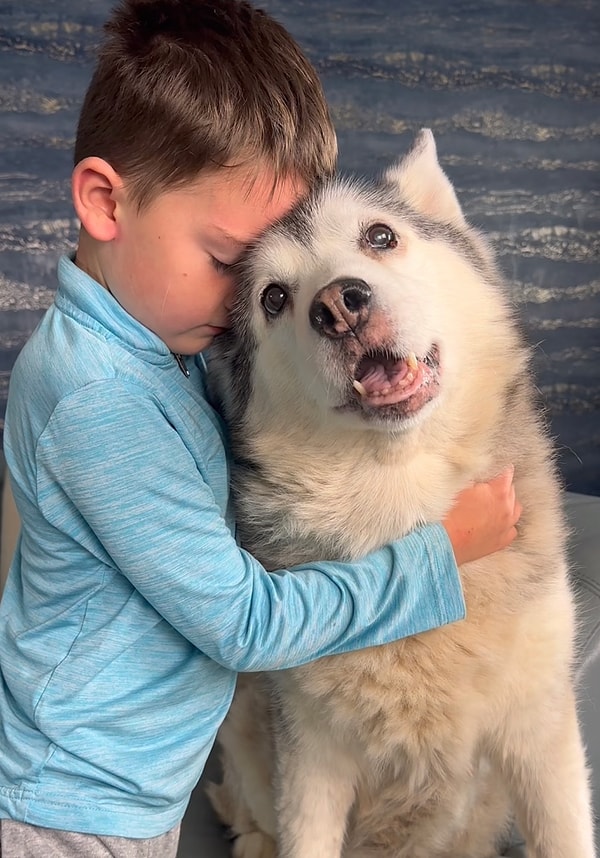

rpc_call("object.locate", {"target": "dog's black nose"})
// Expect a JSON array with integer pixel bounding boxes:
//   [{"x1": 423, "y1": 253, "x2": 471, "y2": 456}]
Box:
[{"x1": 309, "y1": 278, "x2": 371, "y2": 338}]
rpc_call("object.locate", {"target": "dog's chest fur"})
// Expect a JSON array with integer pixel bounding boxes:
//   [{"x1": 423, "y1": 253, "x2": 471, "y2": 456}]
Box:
[
  {"x1": 234, "y1": 424, "x2": 555, "y2": 740},
  {"x1": 234, "y1": 420, "x2": 473, "y2": 566},
  {"x1": 228, "y1": 383, "x2": 572, "y2": 786}
]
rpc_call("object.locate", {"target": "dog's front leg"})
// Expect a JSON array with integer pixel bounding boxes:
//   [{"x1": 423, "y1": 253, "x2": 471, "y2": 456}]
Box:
[
  {"x1": 274, "y1": 720, "x2": 358, "y2": 858},
  {"x1": 496, "y1": 691, "x2": 595, "y2": 858}
]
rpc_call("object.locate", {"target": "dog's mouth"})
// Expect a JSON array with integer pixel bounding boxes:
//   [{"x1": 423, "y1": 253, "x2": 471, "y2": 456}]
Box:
[{"x1": 349, "y1": 345, "x2": 441, "y2": 414}]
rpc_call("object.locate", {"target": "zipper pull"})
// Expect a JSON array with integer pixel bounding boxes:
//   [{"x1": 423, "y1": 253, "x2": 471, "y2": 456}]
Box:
[{"x1": 173, "y1": 353, "x2": 190, "y2": 377}]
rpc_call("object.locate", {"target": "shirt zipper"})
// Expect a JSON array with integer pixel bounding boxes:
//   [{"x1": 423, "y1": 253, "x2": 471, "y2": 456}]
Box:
[{"x1": 173, "y1": 353, "x2": 190, "y2": 377}]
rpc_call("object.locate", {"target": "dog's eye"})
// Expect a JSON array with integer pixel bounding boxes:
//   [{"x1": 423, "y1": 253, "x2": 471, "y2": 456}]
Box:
[
  {"x1": 365, "y1": 223, "x2": 397, "y2": 250},
  {"x1": 261, "y1": 284, "x2": 288, "y2": 317}
]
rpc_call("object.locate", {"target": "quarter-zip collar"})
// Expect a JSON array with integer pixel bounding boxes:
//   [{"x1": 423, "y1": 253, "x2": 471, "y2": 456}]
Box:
[
  {"x1": 55, "y1": 256, "x2": 192, "y2": 375},
  {"x1": 173, "y1": 352, "x2": 191, "y2": 377}
]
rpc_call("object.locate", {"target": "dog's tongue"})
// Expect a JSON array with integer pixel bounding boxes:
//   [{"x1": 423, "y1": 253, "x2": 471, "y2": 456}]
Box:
[
  {"x1": 360, "y1": 358, "x2": 408, "y2": 392},
  {"x1": 354, "y1": 352, "x2": 422, "y2": 403}
]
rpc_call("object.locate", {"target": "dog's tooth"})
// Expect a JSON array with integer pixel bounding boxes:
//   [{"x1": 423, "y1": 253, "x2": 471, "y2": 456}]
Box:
[
  {"x1": 353, "y1": 379, "x2": 367, "y2": 397},
  {"x1": 407, "y1": 351, "x2": 418, "y2": 371}
]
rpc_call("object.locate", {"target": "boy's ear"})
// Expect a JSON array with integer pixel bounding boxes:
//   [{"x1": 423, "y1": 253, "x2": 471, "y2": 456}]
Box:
[{"x1": 71, "y1": 157, "x2": 126, "y2": 241}]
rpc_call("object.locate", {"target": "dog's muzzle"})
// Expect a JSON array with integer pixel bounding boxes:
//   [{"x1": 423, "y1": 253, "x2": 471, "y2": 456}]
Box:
[{"x1": 309, "y1": 278, "x2": 371, "y2": 338}]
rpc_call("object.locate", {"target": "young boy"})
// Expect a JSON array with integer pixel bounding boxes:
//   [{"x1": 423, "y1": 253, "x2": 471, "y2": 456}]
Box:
[{"x1": 0, "y1": 1, "x2": 521, "y2": 856}]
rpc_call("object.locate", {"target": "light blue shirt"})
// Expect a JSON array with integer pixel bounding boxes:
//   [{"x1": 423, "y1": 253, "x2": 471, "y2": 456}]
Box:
[{"x1": 0, "y1": 256, "x2": 465, "y2": 838}]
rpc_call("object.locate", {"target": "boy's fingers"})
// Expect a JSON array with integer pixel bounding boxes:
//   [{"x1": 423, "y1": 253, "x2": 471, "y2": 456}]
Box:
[
  {"x1": 490, "y1": 464, "x2": 515, "y2": 491},
  {"x1": 513, "y1": 500, "x2": 523, "y2": 524},
  {"x1": 499, "y1": 464, "x2": 515, "y2": 482}
]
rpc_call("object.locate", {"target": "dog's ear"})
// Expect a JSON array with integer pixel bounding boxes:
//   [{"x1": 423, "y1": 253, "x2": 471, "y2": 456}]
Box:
[{"x1": 383, "y1": 129, "x2": 465, "y2": 226}]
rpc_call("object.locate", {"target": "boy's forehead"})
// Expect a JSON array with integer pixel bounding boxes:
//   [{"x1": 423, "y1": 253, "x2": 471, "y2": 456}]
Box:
[
  {"x1": 214, "y1": 163, "x2": 307, "y2": 204},
  {"x1": 191, "y1": 165, "x2": 308, "y2": 241}
]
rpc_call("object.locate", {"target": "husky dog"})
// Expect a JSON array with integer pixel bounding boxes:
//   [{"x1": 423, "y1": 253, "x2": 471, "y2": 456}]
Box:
[{"x1": 207, "y1": 130, "x2": 594, "y2": 858}]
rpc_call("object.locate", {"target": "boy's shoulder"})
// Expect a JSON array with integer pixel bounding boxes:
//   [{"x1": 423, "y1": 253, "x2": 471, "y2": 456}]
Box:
[{"x1": 8, "y1": 276, "x2": 209, "y2": 425}]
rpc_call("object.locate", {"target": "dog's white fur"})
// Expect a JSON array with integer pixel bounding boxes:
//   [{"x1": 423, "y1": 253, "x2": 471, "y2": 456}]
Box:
[{"x1": 207, "y1": 131, "x2": 594, "y2": 858}]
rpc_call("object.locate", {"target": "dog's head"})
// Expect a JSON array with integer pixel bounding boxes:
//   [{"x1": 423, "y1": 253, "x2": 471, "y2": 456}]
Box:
[{"x1": 212, "y1": 130, "x2": 516, "y2": 436}]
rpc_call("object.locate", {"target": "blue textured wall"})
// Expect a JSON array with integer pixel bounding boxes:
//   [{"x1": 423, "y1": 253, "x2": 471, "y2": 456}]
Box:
[{"x1": 0, "y1": 0, "x2": 598, "y2": 493}]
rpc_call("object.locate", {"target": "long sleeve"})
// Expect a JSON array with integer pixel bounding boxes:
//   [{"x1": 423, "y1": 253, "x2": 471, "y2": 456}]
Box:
[{"x1": 29, "y1": 380, "x2": 464, "y2": 672}]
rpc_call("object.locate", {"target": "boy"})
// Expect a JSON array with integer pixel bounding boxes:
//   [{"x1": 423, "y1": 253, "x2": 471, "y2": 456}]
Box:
[{"x1": 0, "y1": 1, "x2": 521, "y2": 856}]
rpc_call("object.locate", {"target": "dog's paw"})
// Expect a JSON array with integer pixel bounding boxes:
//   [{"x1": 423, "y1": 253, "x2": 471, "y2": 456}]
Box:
[{"x1": 232, "y1": 831, "x2": 277, "y2": 858}]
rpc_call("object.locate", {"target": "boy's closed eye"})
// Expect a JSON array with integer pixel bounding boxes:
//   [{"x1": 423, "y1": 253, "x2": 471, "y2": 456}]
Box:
[
  {"x1": 210, "y1": 256, "x2": 235, "y2": 274},
  {"x1": 207, "y1": 227, "x2": 250, "y2": 275}
]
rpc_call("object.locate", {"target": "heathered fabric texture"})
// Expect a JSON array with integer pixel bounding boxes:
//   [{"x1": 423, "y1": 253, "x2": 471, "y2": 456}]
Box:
[{"x1": 0, "y1": 819, "x2": 180, "y2": 857}]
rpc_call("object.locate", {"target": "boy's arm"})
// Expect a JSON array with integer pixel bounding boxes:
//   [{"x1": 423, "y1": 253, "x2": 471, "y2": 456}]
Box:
[{"x1": 29, "y1": 382, "x2": 464, "y2": 672}]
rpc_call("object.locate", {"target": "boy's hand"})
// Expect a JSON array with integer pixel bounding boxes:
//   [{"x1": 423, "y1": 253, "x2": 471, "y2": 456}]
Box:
[{"x1": 443, "y1": 466, "x2": 522, "y2": 566}]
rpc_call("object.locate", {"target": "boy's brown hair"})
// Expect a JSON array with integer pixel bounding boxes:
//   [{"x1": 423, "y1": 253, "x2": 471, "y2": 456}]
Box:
[{"x1": 74, "y1": 0, "x2": 337, "y2": 207}]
